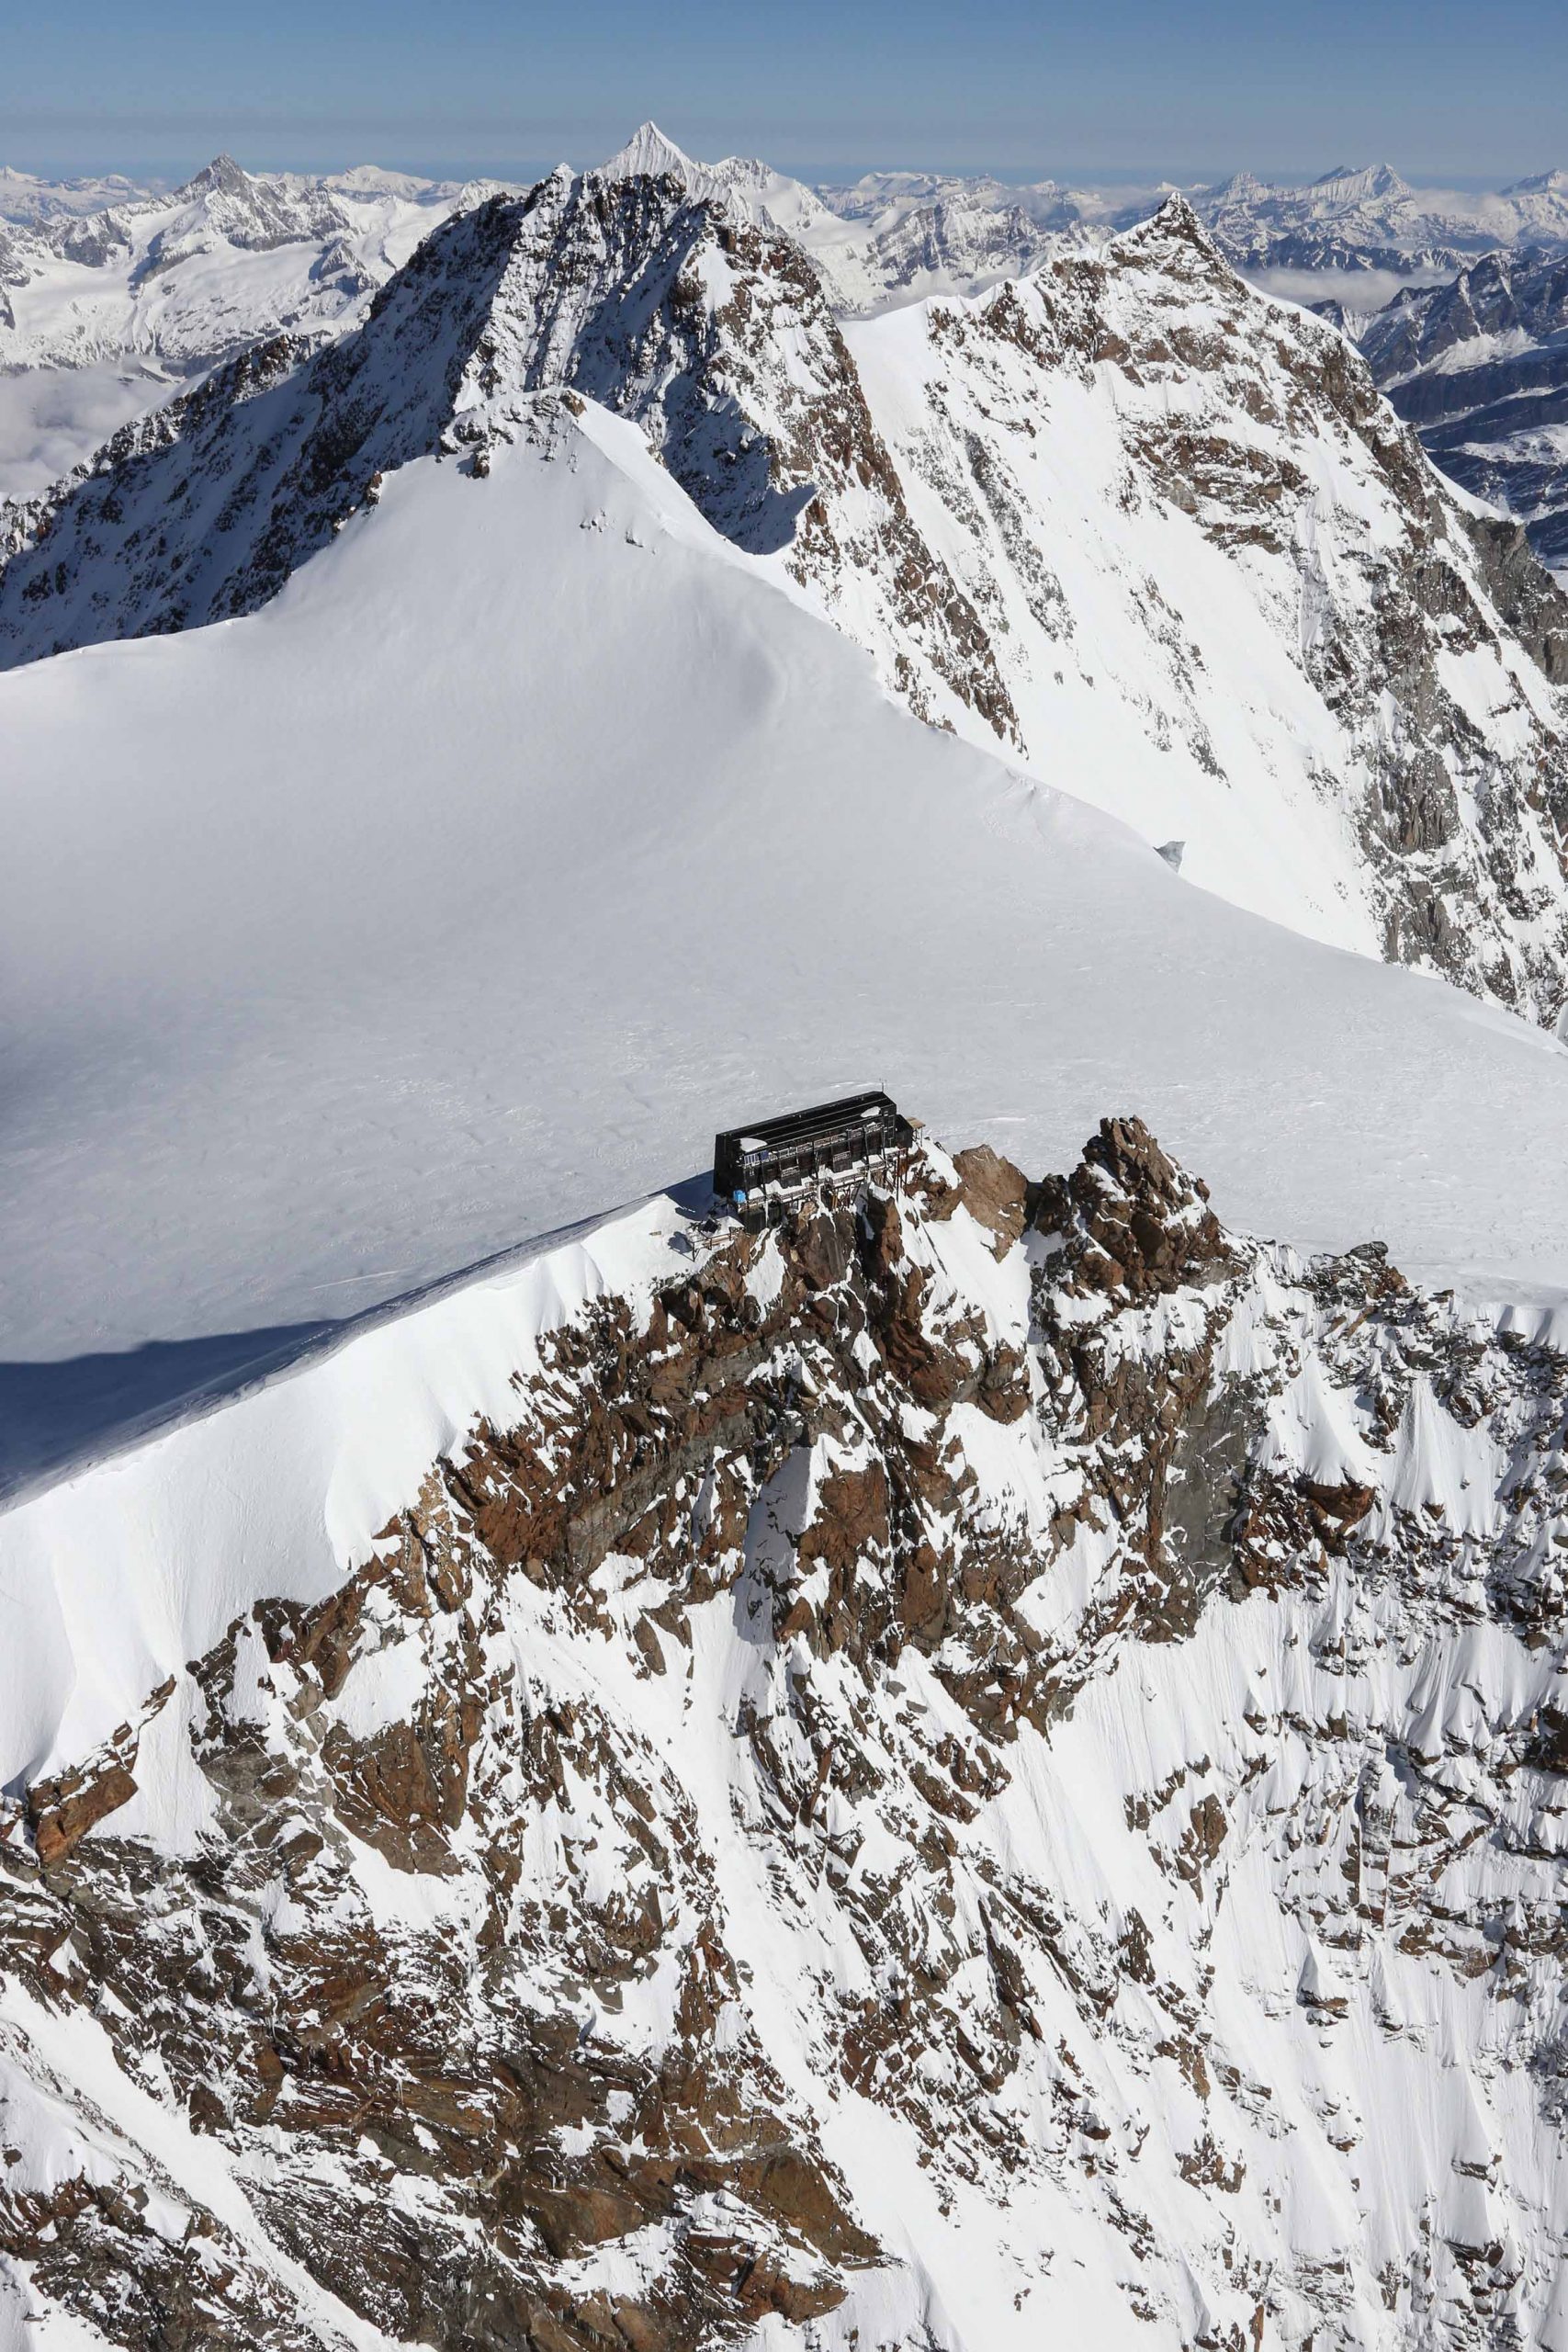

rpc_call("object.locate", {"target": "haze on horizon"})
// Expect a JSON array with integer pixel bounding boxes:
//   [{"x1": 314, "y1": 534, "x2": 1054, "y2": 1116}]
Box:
[{"x1": 2, "y1": 0, "x2": 1563, "y2": 187}]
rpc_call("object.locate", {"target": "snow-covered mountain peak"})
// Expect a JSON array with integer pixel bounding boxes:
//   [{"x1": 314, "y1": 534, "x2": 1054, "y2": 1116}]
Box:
[
  {"x1": 1207, "y1": 168, "x2": 1271, "y2": 201},
  {"x1": 174, "y1": 151, "x2": 253, "y2": 201},
  {"x1": 142, "y1": 153, "x2": 352, "y2": 255},
  {"x1": 320, "y1": 162, "x2": 445, "y2": 200},
  {"x1": 1109, "y1": 185, "x2": 1237, "y2": 276},
  {"x1": 598, "y1": 117, "x2": 707, "y2": 186},
  {"x1": 5, "y1": 142, "x2": 1568, "y2": 1023},
  {"x1": 843, "y1": 207, "x2": 1568, "y2": 1015},
  {"x1": 1309, "y1": 160, "x2": 1413, "y2": 203},
  {"x1": 592, "y1": 121, "x2": 840, "y2": 246},
  {"x1": 1504, "y1": 164, "x2": 1568, "y2": 197},
  {"x1": 0, "y1": 158, "x2": 1021, "y2": 738}
]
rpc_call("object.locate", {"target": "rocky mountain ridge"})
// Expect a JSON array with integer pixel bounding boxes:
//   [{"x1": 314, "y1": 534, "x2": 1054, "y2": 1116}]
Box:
[
  {"x1": 9, "y1": 130, "x2": 1568, "y2": 539},
  {"x1": 0, "y1": 161, "x2": 1018, "y2": 744},
  {"x1": 5, "y1": 159, "x2": 1567, "y2": 1022},
  {"x1": 4, "y1": 1120, "x2": 1568, "y2": 2349}
]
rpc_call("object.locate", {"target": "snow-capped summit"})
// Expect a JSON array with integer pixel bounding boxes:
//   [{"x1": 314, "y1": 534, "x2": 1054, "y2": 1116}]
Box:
[
  {"x1": 1204, "y1": 168, "x2": 1270, "y2": 201},
  {"x1": 175, "y1": 151, "x2": 254, "y2": 201},
  {"x1": 325, "y1": 162, "x2": 437, "y2": 198},
  {"x1": 1499, "y1": 165, "x2": 1568, "y2": 197},
  {"x1": 0, "y1": 161, "x2": 1014, "y2": 746},
  {"x1": 1306, "y1": 160, "x2": 1413, "y2": 204},
  {"x1": 4, "y1": 160, "x2": 1567, "y2": 1026},
  {"x1": 597, "y1": 120, "x2": 848, "y2": 254},
  {"x1": 598, "y1": 117, "x2": 709, "y2": 187},
  {"x1": 839, "y1": 188, "x2": 1568, "y2": 1018},
  {"x1": 137, "y1": 152, "x2": 353, "y2": 260}
]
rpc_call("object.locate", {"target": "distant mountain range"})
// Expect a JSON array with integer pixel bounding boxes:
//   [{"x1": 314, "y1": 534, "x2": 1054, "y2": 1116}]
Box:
[
  {"x1": 0, "y1": 151, "x2": 508, "y2": 376},
  {"x1": 7, "y1": 137, "x2": 1568, "y2": 362},
  {"x1": 1322, "y1": 252, "x2": 1568, "y2": 571},
  {"x1": 6, "y1": 132, "x2": 1568, "y2": 564}
]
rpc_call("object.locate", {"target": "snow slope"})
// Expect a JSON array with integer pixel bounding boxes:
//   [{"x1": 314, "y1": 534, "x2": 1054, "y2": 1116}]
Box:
[{"x1": 3, "y1": 401, "x2": 1568, "y2": 1497}]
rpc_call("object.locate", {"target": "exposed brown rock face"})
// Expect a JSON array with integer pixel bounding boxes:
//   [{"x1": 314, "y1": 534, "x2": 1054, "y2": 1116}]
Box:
[
  {"x1": 26, "y1": 1763, "x2": 138, "y2": 1868},
  {"x1": 930, "y1": 1142, "x2": 1030, "y2": 1257},
  {"x1": 4, "y1": 1128, "x2": 1568, "y2": 2348},
  {"x1": 1030, "y1": 1114, "x2": 1229, "y2": 1300}
]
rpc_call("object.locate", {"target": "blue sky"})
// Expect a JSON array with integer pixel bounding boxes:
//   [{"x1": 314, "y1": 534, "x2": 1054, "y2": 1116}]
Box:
[{"x1": 3, "y1": 0, "x2": 1563, "y2": 185}]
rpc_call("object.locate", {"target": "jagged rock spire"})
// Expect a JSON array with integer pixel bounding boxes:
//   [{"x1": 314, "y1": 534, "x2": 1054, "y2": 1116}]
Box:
[{"x1": 175, "y1": 152, "x2": 254, "y2": 200}]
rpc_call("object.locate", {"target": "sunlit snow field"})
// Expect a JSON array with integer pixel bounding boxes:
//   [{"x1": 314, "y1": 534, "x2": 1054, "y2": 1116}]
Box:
[{"x1": 4, "y1": 405, "x2": 1567, "y2": 1493}]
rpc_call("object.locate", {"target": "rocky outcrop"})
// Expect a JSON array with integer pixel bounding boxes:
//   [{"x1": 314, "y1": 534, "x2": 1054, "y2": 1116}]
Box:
[
  {"x1": 5, "y1": 1125, "x2": 1568, "y2": 2347},
  {"x1": 1458, "y1": 508, "x2": 1568, "y2": 683}
]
